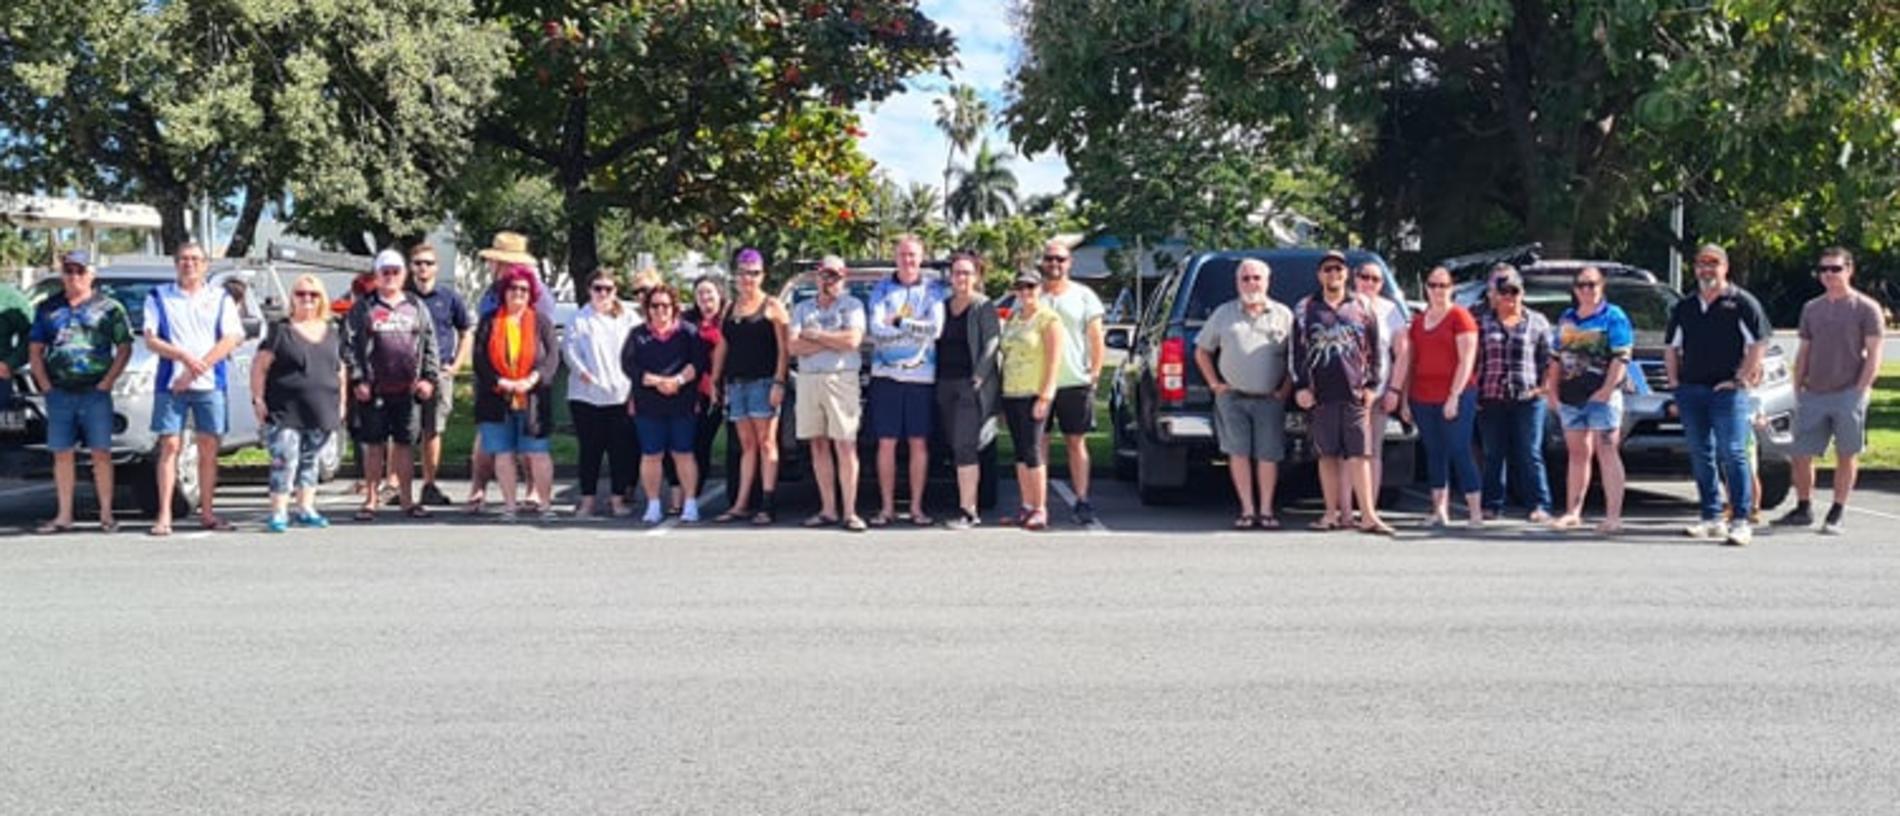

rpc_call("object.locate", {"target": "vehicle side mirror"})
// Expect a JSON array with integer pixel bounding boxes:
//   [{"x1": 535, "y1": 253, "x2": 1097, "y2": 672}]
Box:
[{"x1": 1105, "y1": 327, "x2": 1131, "y2": 350}]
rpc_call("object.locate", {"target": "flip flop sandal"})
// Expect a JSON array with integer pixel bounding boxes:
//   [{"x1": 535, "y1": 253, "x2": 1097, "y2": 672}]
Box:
[
  {"x1": 199, "y1": 515, "x2": 237, "y2": 532},
  {"x1": 1308, "y1": 516, "x2": 1340, "y2": 532},
  {"x1": 404, "y1": 505, "x2": 433, "y2": 520},
  {"x1": 842, "y1": 516, "x2": 868, "y2": 533},
  {"x1": 910, "y1": 512, "x2": 933, "y2": 527},
  {"x1": 147, "y1": 523, "x2": 172, "y2": 537},
  {"x1": 751, "y1": 510, "x2": 776, "y2": 526},
  {"x1": 464, "y1": 498, "x2": 486, "y2": 516},
  {"x1": 1233, "y1": 514, "x2": 1256, "y2": 530},
  {"x1": 868, "y1": 513, "x2": 895, "y2": 528},
  {"x1": 354, "y1": 508, "x2": 377, "y2": 522},
  {"x1": 1359, "y1": 521, "x2": 1397, "y2": 537},
  {"x1": 1255, "y1": 515, "x2": 1282, "y2": 530},
  {"x1": 99, "y1": 519, "x2": 120, "y2": 534},
  {"x1": 802, "y1": 514, "x2": 839, "y2": 528},
  {"x1": 35, "y1": 520, "x2": 72, "y2": 534},
  {"x1": 714, "y1": 509, "x2": 750, "y2": 523}
]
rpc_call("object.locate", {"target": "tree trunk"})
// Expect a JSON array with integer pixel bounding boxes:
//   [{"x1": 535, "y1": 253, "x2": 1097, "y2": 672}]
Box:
[
  {"x1": 223, "y1": 184, "x2": 269, "y2": 258},
  {"x1": 156, "y1": 196, "x2": 192, "y2": 255},
  {"x1": 563, "y1": 182, "x2": 598, "y2": 289}
]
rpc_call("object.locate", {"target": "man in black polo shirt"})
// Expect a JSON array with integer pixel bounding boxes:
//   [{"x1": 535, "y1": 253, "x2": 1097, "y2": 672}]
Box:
[{"x1": 1664, "y1": 244, "x2": 1773, "y2": 546}]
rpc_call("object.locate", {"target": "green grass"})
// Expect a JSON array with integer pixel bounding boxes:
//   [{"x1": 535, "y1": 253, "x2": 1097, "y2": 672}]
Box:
[{"x1": 1818, "y1": 361, "x2": 1900, "y2": 472}]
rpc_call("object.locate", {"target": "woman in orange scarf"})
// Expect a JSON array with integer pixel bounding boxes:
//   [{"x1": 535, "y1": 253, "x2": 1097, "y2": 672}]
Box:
[{"x1": 472, "y1": 265, "x2": 560, "y2": 520}]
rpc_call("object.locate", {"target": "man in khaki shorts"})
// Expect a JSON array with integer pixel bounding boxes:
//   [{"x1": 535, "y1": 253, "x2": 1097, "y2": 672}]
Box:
[
  {"x1": 788, "y1": 256, "x2": 868, "y2": 531},
  {"x1": 1776, "y1": 246, "x2": 1885, "y2": 534}
]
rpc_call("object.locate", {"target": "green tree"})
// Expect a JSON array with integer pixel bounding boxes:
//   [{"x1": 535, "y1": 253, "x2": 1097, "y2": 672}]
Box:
[
  {"x1": 896, "y1": 183, "x2": 942, "y2": 231},
  {"x1": 947, "y1": 139, "x2": 1018, "y2": 226},
  {"x1": 470, "y1": 0, "x2": 954, "y2": 285},
  {"x1": 1007, "y1": 0, "x2": 1900, "y2": 262},
  {"x1": 933, "y1": 83, "x2": 988, "y2": 227},
  {"x1": 0, "y1": 0, "x2": 507, "y2": 254}
]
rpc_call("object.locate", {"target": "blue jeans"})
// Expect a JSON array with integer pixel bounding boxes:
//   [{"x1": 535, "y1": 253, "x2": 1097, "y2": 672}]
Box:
[
  {"x1": 1412, "y1": 390, "x2": 1480, "y2": 494},
  {"x1": 46, "y1": 388, "x2": 115, "y2": 452},
  {"x1": 266, "y1": 425, "x2": 331, "y2": 495},
  {"x1": 1478, "y1": 398, "x2": 1552, "y2": 514},
  {"x1": 151, "y1": 389, "x2": 228, "y2": 436},
  {"x1": 1676, "y1": 384, "x2": 1753, "y2": 521}
]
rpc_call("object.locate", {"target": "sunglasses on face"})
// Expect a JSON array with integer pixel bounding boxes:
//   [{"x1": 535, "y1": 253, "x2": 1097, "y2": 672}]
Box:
[
  {"x1": 591, "y1": 284, "x2": 617, "y2": 293},
  {"x1": 1042, "y1": 255, "x2": 1070, "y2": 263},
  {"x1": 737, "y1": 267, "x2": 764, "y2": 277},
  {"x1": 1238, "y1": 275, "x2": 1264, "y2": 282},
  {"x1": 1815, "y1": 264, "x2": 1847, "y2": 274},
  {"x1": 1319, "y1": 264, "x2": 1346, "y2": 274},
  {"x1": 1574, "y1": 280, "x2": 1601, "y2": 290},
  {"x1": 648, "y1": 301, "x2": 676, "y2": 311},
  {"x1": 1425, "y1": 281, "x2": 1452, "y2": 290},
  {"x1": 60, "y1": 266, "x2": 90, "y2": 276},
  {"x1": 293, "y1": 291, "x2": 324, "y2": 300},
  {"x1": 1355, "y1": 273, "x2": 1382, "y2": 282},
  {"x1": 1495, "y1": 287, "x2": 1522, "y2": 296},
  {"x1": 411, "y1": 259, "x2": 437, "y2": 268}
]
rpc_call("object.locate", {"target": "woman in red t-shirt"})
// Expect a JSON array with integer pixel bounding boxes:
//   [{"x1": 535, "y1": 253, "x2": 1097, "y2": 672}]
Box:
[{"x1": 1388, "y1": 265, "x2": 1483, "y2": 526}]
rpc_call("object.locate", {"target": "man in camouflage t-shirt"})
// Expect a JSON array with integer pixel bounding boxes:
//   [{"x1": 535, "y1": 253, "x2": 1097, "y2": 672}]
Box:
[{"x1": 28, "y1": 251, "x2": 133, "y2": 533}]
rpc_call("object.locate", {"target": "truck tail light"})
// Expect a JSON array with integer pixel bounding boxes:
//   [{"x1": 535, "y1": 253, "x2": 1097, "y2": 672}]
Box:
[{"x1": 1159, "y1": 337, "x2": 1187, "y2": 404}]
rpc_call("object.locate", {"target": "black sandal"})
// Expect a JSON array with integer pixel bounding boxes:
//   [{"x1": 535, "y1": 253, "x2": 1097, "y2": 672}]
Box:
[
  {"x1": 1255, "y1": 515, "x2": 1282, "y2": 530},
  {"x1": 1233, "y1": 514, "x2": 1255, "y2": 530}
]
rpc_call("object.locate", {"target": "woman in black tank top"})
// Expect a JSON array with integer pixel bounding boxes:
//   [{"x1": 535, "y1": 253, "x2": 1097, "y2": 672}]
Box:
[{"x1": 710, "y1": 250, "x2": 790, "y2": 524}]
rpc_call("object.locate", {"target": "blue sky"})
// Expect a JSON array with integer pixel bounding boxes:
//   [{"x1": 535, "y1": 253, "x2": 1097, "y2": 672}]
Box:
[{"x1": 852, "y1": 0, "x2": 1070, "y2": 200}]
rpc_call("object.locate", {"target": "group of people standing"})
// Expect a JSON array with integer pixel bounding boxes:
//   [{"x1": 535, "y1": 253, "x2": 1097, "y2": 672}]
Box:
[
  {"x1": 1193, "y1": 244, "x2": 1881, "y2": 543},
  {"x1": 13, "y1": 232, "x2": 1880, "y2": 541}
]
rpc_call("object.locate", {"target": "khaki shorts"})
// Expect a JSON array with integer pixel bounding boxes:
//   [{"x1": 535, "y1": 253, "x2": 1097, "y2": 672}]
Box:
[{"x1": 796, "y1": 370, "x2": 862, "y2": 441}]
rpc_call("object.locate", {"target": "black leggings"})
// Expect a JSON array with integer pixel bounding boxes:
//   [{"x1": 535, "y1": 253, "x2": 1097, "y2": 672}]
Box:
[
  {"x1": 570, "y1": 401, "x2": 635, "y2": 497},
  {"x1": 1002, "y1": 397, "x2": 1046, "y2": 467}
]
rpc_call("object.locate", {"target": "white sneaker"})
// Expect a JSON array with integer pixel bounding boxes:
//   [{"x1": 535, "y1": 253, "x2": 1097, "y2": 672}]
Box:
[
  {"x1": 641, "y1": 503, "x2": 664, "y2": 524},
  {"x1": 1820, "y1": 519, "x2": 1845, "y2": 536},
  {"x1": 681, "y1": 503, "x2": 700, "y2": 523},
  {"x1": 1684, "y1": 520, "x2": 1729, "y2": 540},
  {"x1": 1724, "y1": 522, "x2": 1753, "y2": 546}
]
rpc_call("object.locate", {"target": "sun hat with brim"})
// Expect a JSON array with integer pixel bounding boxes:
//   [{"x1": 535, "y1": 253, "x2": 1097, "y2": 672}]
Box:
[{"x1": 477, "y1": 231, "x2": 537, "y2": 265}]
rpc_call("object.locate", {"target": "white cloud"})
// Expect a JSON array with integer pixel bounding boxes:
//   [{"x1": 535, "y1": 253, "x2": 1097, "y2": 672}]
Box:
[{"x1": 852, "y1": 0, "x2": 1069, "y2": 200}]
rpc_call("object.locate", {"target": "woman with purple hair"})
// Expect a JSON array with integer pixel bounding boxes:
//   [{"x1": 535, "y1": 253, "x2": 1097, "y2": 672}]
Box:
[{"x1": 472, "y1": 265, "x2": 560, "y2": 520}]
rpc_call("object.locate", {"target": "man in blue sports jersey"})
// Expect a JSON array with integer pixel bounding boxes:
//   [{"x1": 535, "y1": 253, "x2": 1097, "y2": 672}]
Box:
[{"x1": 142, "y1": 242, "x2": 244, "y2": 536}]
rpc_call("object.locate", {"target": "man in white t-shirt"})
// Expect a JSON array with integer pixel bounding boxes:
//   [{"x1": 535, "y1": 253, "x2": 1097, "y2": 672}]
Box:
[
  {"x1": 142, "y1": 241, "x2": 244, "y2": 535},
  {"x1": 1036, "y1": 240, "x2": 1105, "y2": 525}
]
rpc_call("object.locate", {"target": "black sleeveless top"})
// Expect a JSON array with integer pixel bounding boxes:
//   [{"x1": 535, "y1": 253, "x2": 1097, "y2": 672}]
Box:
[{"x1": 721, "y1": 299, "x2": 780, "y2": 381}]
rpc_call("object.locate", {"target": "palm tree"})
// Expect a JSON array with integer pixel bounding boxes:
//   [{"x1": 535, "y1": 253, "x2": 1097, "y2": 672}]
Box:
[
  {"x1": 933, "y1": 84, "x2": 988, "y2": 228},
  {"x1": 948, "y1": 139, "x2": 1019, "y2": 226},
  {"x1": 897, "y1": 183, "x2": 941, "y2": 230}
]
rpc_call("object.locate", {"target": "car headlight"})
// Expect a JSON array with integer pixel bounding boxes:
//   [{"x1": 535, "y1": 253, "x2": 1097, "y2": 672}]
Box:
[{"x1": 113, "y1": 370, "x2": 155, "y2": 398}]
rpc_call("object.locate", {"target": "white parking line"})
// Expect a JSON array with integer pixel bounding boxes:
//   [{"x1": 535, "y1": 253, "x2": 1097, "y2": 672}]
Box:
[
  {"x1": 1846, "y1": 504, "x2": 1900, "y2": 522},
  {"x1": 1049, "y1": 479, "x2": 1110, "y2": 534}
]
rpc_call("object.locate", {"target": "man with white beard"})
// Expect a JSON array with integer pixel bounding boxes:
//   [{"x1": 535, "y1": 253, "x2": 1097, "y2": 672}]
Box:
[{"x1": 1193, "y1": 258, "x2": 1295, "y2": 528}]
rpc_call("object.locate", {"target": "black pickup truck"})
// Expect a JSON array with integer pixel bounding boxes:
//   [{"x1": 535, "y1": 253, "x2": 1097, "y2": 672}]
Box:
[{"x1": 1105, "y1": 248, "x2": 1418, "y2": 504}]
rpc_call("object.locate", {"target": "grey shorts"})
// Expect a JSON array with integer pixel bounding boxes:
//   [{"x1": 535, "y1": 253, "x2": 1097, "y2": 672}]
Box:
[
  {"x1": 1308, "y1": 399, "x2": 1369, "y2": 459},
  {"x1": 1214, "y1": 391, "x2": 1286, "y2": 461},
  {"x1": 420, "y1": 371, "x2": 454, "y2": 438},
  {"x1": 1792, "y1": 389, "x2": 1870, "y2": 457}
]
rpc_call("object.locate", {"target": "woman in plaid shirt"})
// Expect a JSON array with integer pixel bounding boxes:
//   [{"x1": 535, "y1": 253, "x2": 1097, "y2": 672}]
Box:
[{"x1": 1474, "y1": 264, "x2": 1556, "y2": 522}]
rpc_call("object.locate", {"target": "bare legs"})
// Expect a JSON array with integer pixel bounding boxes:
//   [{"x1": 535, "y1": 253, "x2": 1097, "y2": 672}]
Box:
[
  {"x1": 1227, "y1": 457, "x2": 1279, "y2": 519},
  {"x1": 875, "y1": 437, "x2": 928, "y2": 520},
  {"x1": 1557, "y1": 429, "x2": 1624, "y2": 532}
]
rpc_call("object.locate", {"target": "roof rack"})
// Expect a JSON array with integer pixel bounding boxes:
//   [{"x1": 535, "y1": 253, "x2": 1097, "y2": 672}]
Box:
[{"x1": 265, "y1": 242, "x2": 375, "y2": 274}]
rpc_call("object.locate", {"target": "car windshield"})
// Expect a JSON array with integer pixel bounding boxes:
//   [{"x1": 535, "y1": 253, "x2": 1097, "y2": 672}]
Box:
[
  {"x1": 30, "y1": 277, "x2": 169, "y2": 332},
  {"x1": 1465, "y1": 278, "x2": 1677, "y2": 346}
]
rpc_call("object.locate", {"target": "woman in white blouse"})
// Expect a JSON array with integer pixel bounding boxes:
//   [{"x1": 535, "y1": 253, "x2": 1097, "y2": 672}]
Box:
[{"x1": 563, "y1": 268, "x2": 640, "y2": 517}]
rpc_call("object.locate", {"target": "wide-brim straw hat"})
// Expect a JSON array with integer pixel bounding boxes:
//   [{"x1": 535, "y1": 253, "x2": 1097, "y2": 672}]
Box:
[{"x1": 477, "y1": 231, "x2": 537, "y2": 265}]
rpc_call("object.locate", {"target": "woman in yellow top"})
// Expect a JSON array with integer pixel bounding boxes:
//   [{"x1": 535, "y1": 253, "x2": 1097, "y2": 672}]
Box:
[{"x1": 998, "y1": 268, "x2": 1065, "y2": 530}]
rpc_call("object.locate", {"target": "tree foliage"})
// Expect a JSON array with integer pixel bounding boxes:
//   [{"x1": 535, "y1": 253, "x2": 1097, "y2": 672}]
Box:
[
  {"x1": 1008, "y1": 0, "x2": 1900, "y2": 267},
  {"x1": 947, "y1": 139, "x2": 1019, "y2": 226},
  {"x1": 471, "y1": 0, "x2": 955, "y2": 283},
  {"x1": 0, "y1": 0, "x2": 507, "y2": 254}
]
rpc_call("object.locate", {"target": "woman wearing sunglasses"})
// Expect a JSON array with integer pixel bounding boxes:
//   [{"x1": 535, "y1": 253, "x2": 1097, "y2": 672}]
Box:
[
  {"x1": 563, "y1": 269, "x2": 639, "y2": 518},
  {"x1": 250, "y1": 274, "x2": 345, "y2": 533},
  {"x1": 472, "y1": 265, "x2": 560, "y2": 521},
  {"x1": 1388, "y1": 265, "x2": 1482, "y2": 527},
  {"x1": 622, "y1": 285, "x2": 709, "y2": 524},
  {"x1": 1474, "y1": 263, "x2": 1556, "y2": 522}
]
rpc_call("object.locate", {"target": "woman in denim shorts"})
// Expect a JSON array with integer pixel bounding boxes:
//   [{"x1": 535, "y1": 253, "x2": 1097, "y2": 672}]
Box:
[
  {"x1": 250, "y1": 275, "x2": 345, "y2": 533},
  {"x1": 710, "y1": 248, "x2": 789, "y2": 524},
  {"x1": 473, "y1": 266, "x2": 560, "y2": 521}
]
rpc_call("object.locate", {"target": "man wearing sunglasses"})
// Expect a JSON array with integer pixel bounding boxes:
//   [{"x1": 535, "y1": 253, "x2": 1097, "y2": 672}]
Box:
[
  {"x1": 342, "y1": 249, "x2": 440, "y2": 521},
  {"x1": 1664, "y1": 244, "x2": 1773, "y2": 545},
  {"x1": 1036, "y1": 239, "x2": 1106, "y2": 525},
  {"x1": 404, "y1": 244, "x2": 472, "y2": 506},
  {"x1": 1292, "y1": 249, "x2": 1394, "y2": 535},
  {"x1": 1777, "y1": 246, "x2": 1884, "y2": 534},
  {"x1": 28, "y1": 251, "x2": 133, "y2": 534}
]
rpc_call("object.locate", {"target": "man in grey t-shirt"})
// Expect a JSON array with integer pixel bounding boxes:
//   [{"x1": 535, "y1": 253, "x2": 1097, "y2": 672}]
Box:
[
  {"x1": 787, "y1": 255, "x2": 869, "y2": 531},
  {"x1": 1776, "y1": 246, "x2": 1885, "y2": 533},
  {"x1": 1193, "y1": 258, "x2": 1294, "y2": 527}
]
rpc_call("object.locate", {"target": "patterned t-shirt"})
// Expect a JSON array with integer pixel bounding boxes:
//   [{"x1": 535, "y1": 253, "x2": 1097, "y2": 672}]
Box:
[
  {"x1": 1000, "y1": 308, "x2": 1062, "y2": 398},
  {"x1": 29, "y1": 294, "x2": 132, "y2": 390},
  {"x1": 1290, "y1": 293, "x2": 1382, "y2": 404},
  {"x1": 1552, "y1": 303, "x2": 1634, "y2": 405}
]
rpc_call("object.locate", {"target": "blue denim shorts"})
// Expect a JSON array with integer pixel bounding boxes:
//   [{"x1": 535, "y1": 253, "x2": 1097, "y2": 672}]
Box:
[
  {"x1": 1558, "y1": 393, "x2": 1623, "y2": 432},
  {"x1": 151, "y1": 389, "x2": 229, "y2": 436},
  {"x1": 46, "y1": 388, "x2": 115, "y2": 452},
  {"x1": 635, "y1": 414, "x2": 697, "y2": 455},
  {"x1": 726, "y1": 377, "x2": 777, "y2": 420},
  {"x1": 267, "y1": 425, "x2": 332, "y2": 494},
  {"x1": 478, "y1": 411, "x2": 552, "y2": 455}
]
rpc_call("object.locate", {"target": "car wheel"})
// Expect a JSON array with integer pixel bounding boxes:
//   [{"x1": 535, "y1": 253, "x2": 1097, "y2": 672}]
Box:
[
  {"x1": 1135, "y1": 434, "x2": 1183, "y2": 505},
  {"x1": 1757, "y1": 460, "x2": 1792, "y2": 512}
]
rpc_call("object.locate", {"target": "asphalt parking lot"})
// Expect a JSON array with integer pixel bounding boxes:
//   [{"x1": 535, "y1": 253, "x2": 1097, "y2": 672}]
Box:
[{"x1": 3, "y1": 474, "x2": 1898, "y2": 813}]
